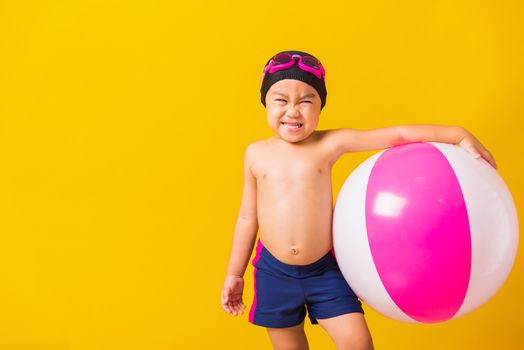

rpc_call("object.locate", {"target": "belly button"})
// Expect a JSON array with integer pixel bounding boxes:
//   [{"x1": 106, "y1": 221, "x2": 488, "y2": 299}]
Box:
[{"x1": 290, "y1": 247, "x2": 299, "y2": 255}]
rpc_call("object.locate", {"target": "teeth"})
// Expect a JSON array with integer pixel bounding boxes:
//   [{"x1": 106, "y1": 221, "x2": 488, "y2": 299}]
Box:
[{"x1": 282, "y1": 122, "x2": 302, "y2": 128}]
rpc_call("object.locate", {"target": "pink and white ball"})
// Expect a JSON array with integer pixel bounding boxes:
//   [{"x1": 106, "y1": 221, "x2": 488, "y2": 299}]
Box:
[{"x1": 333, "y1": 142, "x2": 518, "y2": 324}]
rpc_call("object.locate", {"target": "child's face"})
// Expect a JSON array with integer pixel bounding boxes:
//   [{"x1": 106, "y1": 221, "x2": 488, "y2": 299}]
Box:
[{"x1": 265, "y1": 79, "x2": 322, "y2": 143}]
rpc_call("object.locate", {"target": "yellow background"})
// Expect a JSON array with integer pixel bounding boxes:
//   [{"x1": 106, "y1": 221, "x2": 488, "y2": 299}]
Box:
[{"x1": 1, "y1": 1, "x2": 523, "y2": 349}]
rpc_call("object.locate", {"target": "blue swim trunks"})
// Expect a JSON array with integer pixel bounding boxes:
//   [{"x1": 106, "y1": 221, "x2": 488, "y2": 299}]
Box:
[{"x1": 248, "y1": 240, "x2": 364, "y2": 328}]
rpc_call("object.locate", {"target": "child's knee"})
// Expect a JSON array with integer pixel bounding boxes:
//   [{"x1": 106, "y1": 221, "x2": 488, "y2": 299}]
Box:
[
  {"x1": 271, "y1": 341, "x2": 309, "y2": 350},
  {"x1": 338, "y1": 332, "x2": 374, "y2": 350},
  {"x1": 266, "y1": 324, "x2": 309, "y2": 350}
]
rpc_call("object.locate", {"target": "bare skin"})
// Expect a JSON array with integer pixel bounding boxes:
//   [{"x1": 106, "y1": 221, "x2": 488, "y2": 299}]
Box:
[
  {"x1": 267, "y1": 321, "x2": 309, "y2": 350},
  {"x1": 221, "y1": 79, "x2": 497, "y2": 349}
]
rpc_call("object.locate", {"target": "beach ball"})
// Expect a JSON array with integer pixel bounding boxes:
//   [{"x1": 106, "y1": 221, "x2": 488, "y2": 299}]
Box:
[{"x1": 333, "y1": 142, "x2": 518, "y2": 323}]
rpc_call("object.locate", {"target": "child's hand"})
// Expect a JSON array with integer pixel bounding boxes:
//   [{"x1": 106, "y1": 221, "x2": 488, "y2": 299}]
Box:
[
  {"x1": 458, "y1": 132, "x2": 498, "y2": 169},
  {"x1": 221, "y1": 275, "x2": 246, "y2": 316}
]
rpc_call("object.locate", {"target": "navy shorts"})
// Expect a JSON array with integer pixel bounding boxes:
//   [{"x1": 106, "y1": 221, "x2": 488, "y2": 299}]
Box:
[{"x1": 248, "y1": 240, "x2": 364, "y2": 328}]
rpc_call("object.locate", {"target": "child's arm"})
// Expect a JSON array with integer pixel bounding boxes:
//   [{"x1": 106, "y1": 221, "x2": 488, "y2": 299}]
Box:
[
  {"x1": 221, "y1": 144, "x2": 259, "y2": 316},
  {"x1": 328, "y1": 124, "x2": 497, "y2": 169}
]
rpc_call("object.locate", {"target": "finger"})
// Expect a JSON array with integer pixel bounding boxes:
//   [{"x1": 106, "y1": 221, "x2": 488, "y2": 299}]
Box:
[
  {"x1": 233, "y1": 302, "x2": 245, "y2": 314},
  {"x1": 231, "y1": 305, "x2": 240, "y2": 316},
  {"x1": 229, "y1": 302, "x2": 239, "y2": 316},
  {"x1": 470, "y1": 147, "x2": 481, "y2": 158},
  {"x1": 226, "y1": 300, "x2": 238, "y2": 314},
  {"x1": 479, "y1": 150, "x2": 497, "y2": 169},
  {"x1": 222, "y1": 303, "x2": 232, "y2": 314},
  {"x1": 484, "y1": 151, "x2": 497, "y2": 169},
  {"x1": 463, "y1": 144, "x2": 481, "y2": 158},
  {"x1": 485, "y1": 156, "x2": 497, "y2": 169},
  {"x1": 234, "y1": 305, "x2": 244, "y2": 315},
  {"x1": 224, "y1": 300, "x2": 234, "y2": 314}
]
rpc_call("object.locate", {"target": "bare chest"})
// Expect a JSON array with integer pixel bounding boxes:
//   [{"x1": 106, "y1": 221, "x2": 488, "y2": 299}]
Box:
[{"x1": 253, "y1": 149, "x2": 331, "y2": 190}]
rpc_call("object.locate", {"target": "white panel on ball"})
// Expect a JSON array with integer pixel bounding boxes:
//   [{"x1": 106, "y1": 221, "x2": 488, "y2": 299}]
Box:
[{"x1": 429, "y1": 142, "x2": 519, "y2": 318}]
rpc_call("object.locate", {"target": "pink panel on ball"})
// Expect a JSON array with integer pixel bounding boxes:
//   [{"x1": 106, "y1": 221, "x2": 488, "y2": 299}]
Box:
[{"x1": 366, "y1": 142, "x2": 471, "y2": 323}]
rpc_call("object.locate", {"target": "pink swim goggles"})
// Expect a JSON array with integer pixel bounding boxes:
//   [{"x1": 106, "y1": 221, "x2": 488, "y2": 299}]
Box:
[{"x1": 262, "y1": 53, "x2": 326, "y2": 81}]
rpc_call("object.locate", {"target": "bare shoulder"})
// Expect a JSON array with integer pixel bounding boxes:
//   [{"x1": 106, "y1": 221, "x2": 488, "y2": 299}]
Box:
[
  {"x1": 243, "y1": 139, "x2": 269, "y2": 169},
  {"x1": 245, "y1": 139, "x2": 267, "y2": 157}
]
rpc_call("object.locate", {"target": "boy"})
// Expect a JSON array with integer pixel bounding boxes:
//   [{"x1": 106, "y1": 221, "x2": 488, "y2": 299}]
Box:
[{"x1": 220, "y1": 50, "x2": 497, "y2": 350}]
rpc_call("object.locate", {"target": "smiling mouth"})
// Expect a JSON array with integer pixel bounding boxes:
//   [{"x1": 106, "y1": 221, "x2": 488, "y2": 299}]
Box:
[{"x1": 281, "y1": 122, "x2": 303, "y2": 129}]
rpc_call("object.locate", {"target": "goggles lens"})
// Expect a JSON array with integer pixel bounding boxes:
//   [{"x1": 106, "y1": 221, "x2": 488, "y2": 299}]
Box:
[
  {"x1": 273, "y1": 53, "x2": 294, "y2": 65},
  {"x1": 302, "y1": 56, "x2": 321, "y2": 69}
]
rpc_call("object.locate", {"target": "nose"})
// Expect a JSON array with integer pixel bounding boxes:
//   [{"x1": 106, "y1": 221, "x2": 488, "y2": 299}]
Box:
[{"x1": 285, "y1": 105, "x2": 301, "y2": 118}]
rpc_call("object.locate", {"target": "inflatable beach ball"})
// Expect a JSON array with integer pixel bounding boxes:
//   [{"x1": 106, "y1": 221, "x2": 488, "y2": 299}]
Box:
[{"x1": 333, "y1": 142, "x2": 518, "y2": 324}]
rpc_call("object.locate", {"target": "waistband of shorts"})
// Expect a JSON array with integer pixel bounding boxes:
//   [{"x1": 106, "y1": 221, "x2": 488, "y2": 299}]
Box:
[{"x1": 255, "y1": 239, "x2": 336, "y2": 274}]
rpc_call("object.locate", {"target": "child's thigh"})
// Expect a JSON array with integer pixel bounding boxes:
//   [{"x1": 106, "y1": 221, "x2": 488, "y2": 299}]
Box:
[
  {"x1": 317, "y1": 313, "x2": 374, "y2": 350},
  {"x1": 266, "y1": 321, "x2": 309, "y2": 350}
]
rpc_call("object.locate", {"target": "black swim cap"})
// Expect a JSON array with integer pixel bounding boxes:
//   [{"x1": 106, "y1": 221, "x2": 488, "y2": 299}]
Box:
[{"x1": 260, "y1": 50, "x2": 327, "y2": 110}]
